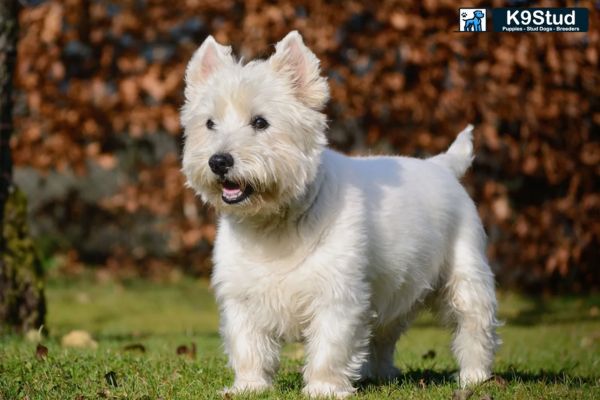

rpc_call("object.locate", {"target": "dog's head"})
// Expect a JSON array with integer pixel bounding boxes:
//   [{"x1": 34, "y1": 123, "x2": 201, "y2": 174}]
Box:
[
  {"x1": 474, "y1": 10, "x2": 485, "y2": 19},
  {"x1": 181, "y1": 31, "x2": 329, "y2": 218}
]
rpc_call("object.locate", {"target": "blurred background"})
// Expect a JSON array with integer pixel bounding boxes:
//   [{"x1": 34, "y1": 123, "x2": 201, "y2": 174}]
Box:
[{"x1": 8, "y1": 0, "x2": 599, "y2": 293}]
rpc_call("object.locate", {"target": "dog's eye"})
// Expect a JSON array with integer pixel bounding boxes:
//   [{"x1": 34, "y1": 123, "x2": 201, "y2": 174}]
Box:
[
  {"x1": 251, "y1": 116, "x2": 269, "y2": 131},
  {"x1": 206, "y1": 119, "x2": 215, "y2": 130}
]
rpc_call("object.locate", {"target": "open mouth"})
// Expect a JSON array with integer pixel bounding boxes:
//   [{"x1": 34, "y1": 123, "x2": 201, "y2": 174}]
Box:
[{"x1": 221, "y1": 180, "x2": 253, "y2": 204}]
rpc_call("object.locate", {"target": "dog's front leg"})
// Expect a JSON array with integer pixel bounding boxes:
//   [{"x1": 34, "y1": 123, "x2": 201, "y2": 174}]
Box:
[
  {"x1": 220, "y1": 301, "x2": 280, "y2": 395},
  {"x1": 302, "y1": 301, "x2": 370, "y2": 398}
]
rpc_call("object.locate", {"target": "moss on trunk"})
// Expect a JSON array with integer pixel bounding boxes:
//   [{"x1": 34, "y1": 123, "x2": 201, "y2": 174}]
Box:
[{"x1": 0, "y1": 186, "x2": 46, "y2": 333}]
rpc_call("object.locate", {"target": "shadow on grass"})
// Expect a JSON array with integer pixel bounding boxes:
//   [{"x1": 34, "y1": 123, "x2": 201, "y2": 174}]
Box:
[
  {"x1": 354, "y1": 369, "x2": 453, "y2": 391},
  {"x1": 355, "y1": 368, "x2": 598, "y2": 390},
  {"x1": 497, "y1": 368, "x2": 598, "y2": 386},
  {"x1": 273, "y1": 367, "x2": 597, "y2": 394}
]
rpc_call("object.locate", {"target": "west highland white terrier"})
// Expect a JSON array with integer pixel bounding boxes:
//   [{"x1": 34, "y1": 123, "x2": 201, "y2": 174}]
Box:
[{"x1": 181, "y1": 31, "x2": 500, "y2": 398}]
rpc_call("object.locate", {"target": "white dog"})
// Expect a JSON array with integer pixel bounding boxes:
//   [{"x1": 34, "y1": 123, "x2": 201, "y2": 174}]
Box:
[{"x1": 181, "y1": 31, "x2": 499, "y2": 398}]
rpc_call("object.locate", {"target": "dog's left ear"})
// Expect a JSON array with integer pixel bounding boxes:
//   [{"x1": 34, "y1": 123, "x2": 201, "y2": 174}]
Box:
[{"x1": 269, "y1": 31, "x2": 329, "y2": 110}]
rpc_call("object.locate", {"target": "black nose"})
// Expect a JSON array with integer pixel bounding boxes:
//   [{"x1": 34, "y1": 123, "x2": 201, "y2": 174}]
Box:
[{"x1": 208, "y1": 153, "x2": 234, "y2": 176}]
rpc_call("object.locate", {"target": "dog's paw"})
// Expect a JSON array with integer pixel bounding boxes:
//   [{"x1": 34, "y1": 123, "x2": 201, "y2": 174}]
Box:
[
  {"x1": 373, "y1": 366, "x2": 401, "y2": 382},
  {"x1": 458, "y1": 368, "x2": 491, "y2": 387},
  {"x1": 220, "y1": 380, "x2": 272, "y2": 397},
  {"x1": 360, "y1": 362, "x2": 401, "y2": 383},
  {"x1": 302, "y1": 381, "x2": 355, "y2": 398}
]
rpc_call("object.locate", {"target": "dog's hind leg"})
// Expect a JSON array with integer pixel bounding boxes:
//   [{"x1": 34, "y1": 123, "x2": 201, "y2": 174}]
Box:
[
  {"x1": 443, "y1": 215, "x2": 500, "y2": 387},
  {"x1": 360, "y1": 324, "x2": 401, "y2": 382},
  {"x1": 360, "y1": 312, "x2": 418, "y2": 382}
]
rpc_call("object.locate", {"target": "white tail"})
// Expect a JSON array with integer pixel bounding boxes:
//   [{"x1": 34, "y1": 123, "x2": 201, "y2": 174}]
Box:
[{"x1": 429, "y1": 125, "x2": 474, "y2": 178}]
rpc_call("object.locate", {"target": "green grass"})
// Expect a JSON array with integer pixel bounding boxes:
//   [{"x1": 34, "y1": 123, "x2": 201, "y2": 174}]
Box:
[{"x1": 1, "y1": 277, "x2": 599, "y2": 399}]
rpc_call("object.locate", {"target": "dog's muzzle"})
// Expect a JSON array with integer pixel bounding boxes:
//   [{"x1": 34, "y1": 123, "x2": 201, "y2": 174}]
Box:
[{"x1": 208, "y1": 153, "x2": 253, "y2": 204}]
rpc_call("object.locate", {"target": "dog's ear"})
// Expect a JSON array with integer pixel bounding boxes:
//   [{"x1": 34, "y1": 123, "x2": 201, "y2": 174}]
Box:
[
  {"x1": 185, "y1": 35, "x2": 234, "y2": 86},
  {"x1": 269, "y1": 31, "x2": 329, "y2": 110}
]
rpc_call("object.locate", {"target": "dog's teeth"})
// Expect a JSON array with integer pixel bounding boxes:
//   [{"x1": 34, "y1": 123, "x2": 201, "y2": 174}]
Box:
[{"x1": 223, "y1": 188, "x2": 242, "y2": 199}]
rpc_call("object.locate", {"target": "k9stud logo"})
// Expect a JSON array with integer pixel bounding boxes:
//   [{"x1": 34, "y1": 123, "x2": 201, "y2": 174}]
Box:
[
  {"x1": 491, "y1": 8, "x2": 589, "y2": 32},
  {"x1": 459, "y1": 8, "x2": 487, "y2": 32}
]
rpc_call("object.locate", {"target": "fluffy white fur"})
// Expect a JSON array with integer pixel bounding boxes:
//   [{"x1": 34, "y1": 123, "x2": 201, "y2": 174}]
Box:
[{"x1": 181, "y1": 31, "x2": 500, "y2": 398}]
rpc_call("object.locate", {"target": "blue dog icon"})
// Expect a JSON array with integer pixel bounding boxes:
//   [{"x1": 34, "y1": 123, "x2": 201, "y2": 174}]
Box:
[{"x1": 463, "y1": 10, "x2": 485, "y2": 31}]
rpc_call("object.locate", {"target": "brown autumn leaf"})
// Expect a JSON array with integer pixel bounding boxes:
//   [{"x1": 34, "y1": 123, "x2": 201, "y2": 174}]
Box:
[
  {"x1": 176, "y1": 343, "x2": 197, "y2": 359},
  {"x1": 493, "y1": 374, "x2": 507, "y2": 388},
  {"x1": 123, "y1": 343, "x2": 146, "y2": 353},
  {"x1": 453, "y1": 389, "x2": 474, "y2": 400},
  {"x1": 421, "y1": 349, "x2": 436, "y2": 360},
  {"x1": 35, "y1": 344, "x2": 48, "y2": 360}
]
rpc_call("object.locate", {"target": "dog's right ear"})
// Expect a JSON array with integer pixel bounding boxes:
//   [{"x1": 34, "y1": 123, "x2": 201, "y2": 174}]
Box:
[{"x1": 185, "y1": 36, "x2": 234, "y2": 86}]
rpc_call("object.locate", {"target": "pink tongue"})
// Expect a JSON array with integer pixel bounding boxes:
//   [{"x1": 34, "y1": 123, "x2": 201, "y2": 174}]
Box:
[{"x1": 223, "y1": 187, "x2": 242, "y2": 197}]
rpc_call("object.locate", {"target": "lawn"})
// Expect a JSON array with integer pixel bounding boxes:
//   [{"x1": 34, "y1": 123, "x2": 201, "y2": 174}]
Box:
[{"x1": 1, "y1": 276, "x2": 599, "y2": 399}]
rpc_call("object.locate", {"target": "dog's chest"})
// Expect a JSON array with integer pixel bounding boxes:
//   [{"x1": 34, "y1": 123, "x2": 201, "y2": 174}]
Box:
[{"x1": 214, "y1": 234, "x2": 322, "y2": 340}]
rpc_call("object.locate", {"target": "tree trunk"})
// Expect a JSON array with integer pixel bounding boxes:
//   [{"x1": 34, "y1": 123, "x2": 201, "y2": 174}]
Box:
[
  {"x1": 0, "y1": 0, "x2": 46, "y2": 334},
  {"x1": 0, "y1": 0, "x2": 17, "y2": 200}
]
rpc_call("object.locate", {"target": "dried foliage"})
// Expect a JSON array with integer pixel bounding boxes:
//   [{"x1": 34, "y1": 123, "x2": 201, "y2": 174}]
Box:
[
  {"x1": 35, "y1": 343, "x2": 48, "y2": 360},
  {"x1": 12, "y1": 0, "x2": 600, "y2": 291}
]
